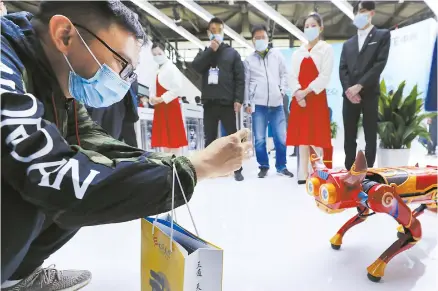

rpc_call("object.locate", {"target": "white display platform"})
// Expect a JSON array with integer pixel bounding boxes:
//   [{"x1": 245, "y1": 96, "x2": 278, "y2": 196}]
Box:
[
  {"x1": 181, "y1": 103, "x2": 204, "y2": 153},
  {"x1": 134, "y1": 104, "x2": 204, "y2": 154}
]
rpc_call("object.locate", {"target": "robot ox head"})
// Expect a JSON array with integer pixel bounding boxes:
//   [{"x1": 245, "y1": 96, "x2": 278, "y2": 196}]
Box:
[{"x1": 306, "y1": 147, "x2": 368, "y2": 214}]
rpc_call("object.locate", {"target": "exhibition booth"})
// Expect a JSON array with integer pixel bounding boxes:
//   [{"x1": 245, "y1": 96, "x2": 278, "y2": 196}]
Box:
[{"x1": 134, "y1": 18, "x2": 437, "y2": 157}]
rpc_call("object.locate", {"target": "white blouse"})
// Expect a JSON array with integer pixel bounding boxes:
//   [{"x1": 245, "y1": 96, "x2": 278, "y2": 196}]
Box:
[
  {"x1": 289, "y1": 40, "x2": 334, "y2": 96},
  {"x1": 149, "y1": 60, "x2": 183, "y2": 104}
]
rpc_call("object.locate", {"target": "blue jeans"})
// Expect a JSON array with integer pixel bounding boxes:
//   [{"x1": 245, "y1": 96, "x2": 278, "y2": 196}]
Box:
[{"x1": 252, "y1": 105, "x2": 287, "y2": 171}]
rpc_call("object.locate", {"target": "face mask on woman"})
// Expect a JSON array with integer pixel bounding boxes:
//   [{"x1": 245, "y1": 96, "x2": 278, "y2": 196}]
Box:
[
  {"x1": 153, "y1": 54, "x2": 167, "y2": 65},
  {"x1": 304, "y1": 27, "x2": 320, "y2": 42}
]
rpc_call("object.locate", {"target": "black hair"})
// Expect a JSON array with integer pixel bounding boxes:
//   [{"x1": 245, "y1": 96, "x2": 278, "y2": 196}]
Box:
[
  {"x1": 251, "y1": 24, "x2": 268, "y2": 38},
  {"x1": 35, "y1": 1, "x2": 145, "y2": 43},
  {"x1": 304, "y1": 12, "x2": 323, "y2": 27},
  {"x1": 195, "y1": 96, "x2": 201, "y2": 103},
  {"x1": 208, "y1": 17, "x2": 224, "y2": 29},
  {"x1": 354, "y1": 1, "x2": 376, "y2": 14},
  {"x1": 152, "y1": 41, "x2": 165, "y2": 51}
]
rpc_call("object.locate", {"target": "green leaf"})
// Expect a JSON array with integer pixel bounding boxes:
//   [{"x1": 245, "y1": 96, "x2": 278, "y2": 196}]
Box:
[
  {"x1": 380, "y1": 79, "x2": 387, "y2": 94},
  {"x1": 377, "y1": 80, "x2": 432, "y2": 149},
  {"x1": 391, "y1": 85, "x2": 404, "y2": 111}
]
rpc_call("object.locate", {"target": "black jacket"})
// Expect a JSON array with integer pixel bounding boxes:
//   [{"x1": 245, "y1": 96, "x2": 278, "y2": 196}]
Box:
[
  {"x1": 87, "y1": 80, "x2": 139, "y2": 145},
  {"x1": 1, "y1": 12, "x2": 196, "y2": 228},
  {"x1": 192, "y1": 44, "x2": 244, "y2": 105},
  {"x1": 339, "y1": 27, "x2": 391, "y2": 98}
]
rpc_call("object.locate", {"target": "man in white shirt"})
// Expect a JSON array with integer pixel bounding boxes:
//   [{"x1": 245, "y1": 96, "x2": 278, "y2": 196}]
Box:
[{"x1": 339, "y1": 1, "x2": 391, "y2": 170}]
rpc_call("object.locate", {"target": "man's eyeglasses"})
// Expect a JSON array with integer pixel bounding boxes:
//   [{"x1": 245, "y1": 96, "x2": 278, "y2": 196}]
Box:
[{"x1": 73, "y1": 23, "x2": 137, "y2": 84}]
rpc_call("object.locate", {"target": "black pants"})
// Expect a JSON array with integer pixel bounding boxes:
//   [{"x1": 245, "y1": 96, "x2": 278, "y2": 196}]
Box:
[
  {"x1": 203, "y1": 103, "x2": 242, "y2": 173},
  {"x1": 1, "y1": 183, "x2": 78, "y2": 283},
  {"x1": 428, "y1": 116, "x2": 437, "y2": 153},
  {"x1": 343, "y1": 96, "x2": 378, "y2": 170}
]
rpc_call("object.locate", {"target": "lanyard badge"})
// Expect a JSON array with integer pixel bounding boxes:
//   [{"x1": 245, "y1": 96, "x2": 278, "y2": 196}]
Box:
[{"x1": 208, "y1": 67, "x2": 219, "y2": 85}]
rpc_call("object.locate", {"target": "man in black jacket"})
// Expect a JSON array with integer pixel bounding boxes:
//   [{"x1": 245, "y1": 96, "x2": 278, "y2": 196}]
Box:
[
  {"x1": 339, "y1": 1, "x2": 391, "y2": 170},
  {"x1": 192, "y1": 17, "x2": 246, "y2": 181},
  {"x1": 0, "y1": 2, "x2": 251, "y2": 290}
]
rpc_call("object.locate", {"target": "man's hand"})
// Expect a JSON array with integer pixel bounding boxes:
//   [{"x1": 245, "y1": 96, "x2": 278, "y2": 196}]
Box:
[
  {"x1": 348, "y1": 94, "x2": 361, "y2": 104},
  {"x1": 188, "y1": 129, "x2": 252, "y2": 180},
  {"x1": 346, "y1": 84, "x2": 363, "y2": 98},
  {"x1": 245, "y1": 105, "x2": 252, "y2": 114},
  {"x1": 297, "y1": 99, "x2": 306, "y2": 108},
  {"x1": 234, "y1": 102, "x2": 242, "y2": 113},
  {"x1": 210, "y1": 39, "x2": 220, "y2": 52},
  {"x1": 150, "y1": 96, "x2": 163, "y2": 105}
]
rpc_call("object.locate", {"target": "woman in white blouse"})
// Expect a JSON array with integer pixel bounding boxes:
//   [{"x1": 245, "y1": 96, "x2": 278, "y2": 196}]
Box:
[
  {"x1": 286, "y1": 13, "x2": 334, "y2": 184},
  {"x1": 149, "y1": 42, "x2": 188, "y2": 155}
]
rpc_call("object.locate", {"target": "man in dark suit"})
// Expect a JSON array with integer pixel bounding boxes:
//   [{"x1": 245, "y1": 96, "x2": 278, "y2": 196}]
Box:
[{"x1": 339, "y1": 1, "x2": 391, "y2": 170}]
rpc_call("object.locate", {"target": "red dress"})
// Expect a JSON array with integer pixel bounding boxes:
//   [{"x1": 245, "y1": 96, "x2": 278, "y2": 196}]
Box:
[
  {"x1": 151, "y1": 77, "x2": 188, "y2": 148},
  {"x1": 286, "y1": 53, "x2": 332, "y2": 149}
]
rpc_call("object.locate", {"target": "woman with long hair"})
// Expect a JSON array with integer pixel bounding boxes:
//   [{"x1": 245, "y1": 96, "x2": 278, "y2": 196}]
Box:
[
  {"x1": 287, "y1": 13, "x2": 334, "y2": 184},
  {"x1": 149, "y1": 42, "x2": 188, "y2": 155}
]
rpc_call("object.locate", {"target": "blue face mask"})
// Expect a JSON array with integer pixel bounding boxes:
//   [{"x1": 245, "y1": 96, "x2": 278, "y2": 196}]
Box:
[
  {"x1": 63, "y1": 30, "x2": 131, "y2": 108},
  {"x1": 353, "y1": 13, "x2": 370, "y2": 29},
  {"x1": 209, "y1": 33, "x2": 224, "y2": 43},
  {"x1": 254, "y1": 39, "x2": 268, "y2": 52},
  {"x1": 304, "y1": 27, "x2": 320, "y2": 42}
]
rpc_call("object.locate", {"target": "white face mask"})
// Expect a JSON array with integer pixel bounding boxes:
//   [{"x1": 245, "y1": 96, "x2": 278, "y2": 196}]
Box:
[
  {"x1": 353, "y1": 12, "x2": 371, "y2": 29},
  {"x1": 153, "y1": 54, "x2": 167, "y2": 65}
]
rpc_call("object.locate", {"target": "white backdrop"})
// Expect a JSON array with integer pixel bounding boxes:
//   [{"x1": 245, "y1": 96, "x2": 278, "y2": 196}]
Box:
[{"x1": 381, "y1": 18, "x2": 437, "y2": 96}]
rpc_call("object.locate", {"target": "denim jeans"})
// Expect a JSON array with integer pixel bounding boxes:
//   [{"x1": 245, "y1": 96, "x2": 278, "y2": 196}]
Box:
[{"x1": 252, "y1": 105, "x2": 287, "y2": 171}]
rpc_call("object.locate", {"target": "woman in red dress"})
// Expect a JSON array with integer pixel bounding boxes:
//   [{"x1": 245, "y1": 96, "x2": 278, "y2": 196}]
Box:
[
  {"x1": 287, "y1": 13, "x2": 334, "y2": 184},
  {"x1": 149, "y1": 42, "x2": 188, "y2": 155}
]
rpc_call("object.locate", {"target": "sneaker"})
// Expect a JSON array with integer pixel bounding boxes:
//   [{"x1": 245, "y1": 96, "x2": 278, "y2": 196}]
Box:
[
  {"x1": 277, "y1": 168, "x2": 294, "y2": 177},
  {"x1": 234, "y1": 171, "x2": 244, "y2": 182},
  {"x1": 258, "y1": 168, "x2": 269, "y2": 178},
  {"x1": 297, "y1": 180, "x2": 307, "y2": 185},
  {"x1": 2, "y1": 265, "x2": 92, "y2": 291}
]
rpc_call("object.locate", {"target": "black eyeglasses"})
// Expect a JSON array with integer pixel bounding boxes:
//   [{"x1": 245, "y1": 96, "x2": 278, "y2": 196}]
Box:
[{"x1": 73, "y1": 23, "x2": 137, "y2": 84}]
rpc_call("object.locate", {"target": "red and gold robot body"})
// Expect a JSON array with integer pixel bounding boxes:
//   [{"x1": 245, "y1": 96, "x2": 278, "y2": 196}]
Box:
[{"x1": 306, "y1": 147, "x2": 437, "y2": 283}]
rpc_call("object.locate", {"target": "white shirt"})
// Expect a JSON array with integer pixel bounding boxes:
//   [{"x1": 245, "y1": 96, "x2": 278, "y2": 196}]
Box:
[
  {"x1": 289, "y1": 41, "x2": 334, "y2": 96},
  {"x1": 358, "y1": 25, "x2": 374, "y2": 51},
  {"x1": 148, "y1": 60, "x2": 183, "y2": 104}
]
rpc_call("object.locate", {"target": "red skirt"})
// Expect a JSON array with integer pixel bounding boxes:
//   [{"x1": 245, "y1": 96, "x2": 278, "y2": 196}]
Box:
[
  {"x1": 151, "y1": 99, "x2": 188, "y2": 148},
  {"x1": 286, "y1": 91, "x2": 332, "y2": 149}
]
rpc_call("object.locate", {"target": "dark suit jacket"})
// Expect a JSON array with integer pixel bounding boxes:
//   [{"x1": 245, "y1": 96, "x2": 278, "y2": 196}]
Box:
[
  {"x1": 339, "y1": 26, "x2": 391, "y2": 98},
  {"x1": 425, "y1": 38, "x2": 437, "y2": 112}
]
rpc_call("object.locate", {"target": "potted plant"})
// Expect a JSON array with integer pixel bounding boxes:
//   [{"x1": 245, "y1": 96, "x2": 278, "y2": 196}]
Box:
[{"x1": 377, "y1": 80, "x2": 436, "y2": 167}]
